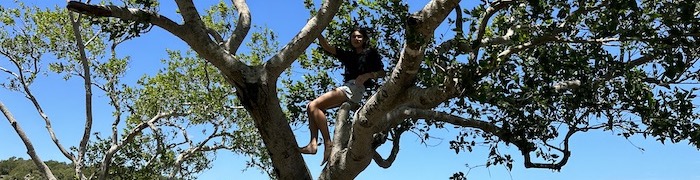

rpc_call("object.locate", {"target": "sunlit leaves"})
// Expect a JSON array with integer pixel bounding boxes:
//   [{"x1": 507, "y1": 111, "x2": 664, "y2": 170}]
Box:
[
  {"x1": 239, "y1": 26, "x2": 280, "y2": 66},
  {"x1": 202, "y1": 0, "x2": 237, "y2": 38}
]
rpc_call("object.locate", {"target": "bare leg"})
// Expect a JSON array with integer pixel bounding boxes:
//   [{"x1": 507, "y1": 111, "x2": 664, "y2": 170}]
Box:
[{"x1": 299, "y1": 89, "x2": 347, "y2": 163}]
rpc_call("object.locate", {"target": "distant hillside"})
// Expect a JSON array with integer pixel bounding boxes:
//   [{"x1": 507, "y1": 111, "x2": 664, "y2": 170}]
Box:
[{"x1": 0, "y1": 157, "x2": 74, "y2": 180}]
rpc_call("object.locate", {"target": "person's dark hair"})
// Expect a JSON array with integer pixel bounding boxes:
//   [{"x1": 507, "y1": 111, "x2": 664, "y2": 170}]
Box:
[{"x1": 350, "y1": 26, "x2": 371, "y2": 48}]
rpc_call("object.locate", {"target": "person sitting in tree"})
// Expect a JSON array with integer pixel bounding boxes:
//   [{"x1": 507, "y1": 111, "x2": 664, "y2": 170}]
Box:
[{"x1": 299, "y1": 27, "x2": 386, "y2": 165}]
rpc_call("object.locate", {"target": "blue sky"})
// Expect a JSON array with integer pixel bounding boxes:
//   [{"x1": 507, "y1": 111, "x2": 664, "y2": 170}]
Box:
[{"x1": 1, "y1": 1, "x2": 699, "y2": 180}]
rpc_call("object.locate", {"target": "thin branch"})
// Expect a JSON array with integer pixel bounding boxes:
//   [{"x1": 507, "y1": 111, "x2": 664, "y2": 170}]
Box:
[
  {"x1": 69, "y1": 11, "x2": 93, "y2": 180},
  {"x1": 225, "y1": 0, "x2": 251, "y2": 54},
  {"x1": 0, "y1": 66, "x2": 19, "y2": 78},
  {"x1": 6, "y1": 50, "x2": 76, "y2": 164},
  {"x1": 169, "y1": 120, "x2": 228, "y2": 178},
  {"x1": 480, "y1": 25, "x2": 520, "y2": 46},
  {"x1": 523, "y1": 128, "x2": 576, "y2": 170},
  {"x1": 0, "y1": 101, "x2": 57, "y2": 180},
  {"x1": 385, "y1": 107, "x2": 502, "y2": 139},
  {"x1": 84, "y1": 29, "x2": 102, "y2": 47},
  {"x1": 372, "y1": 129, "x2": 404, "y2": 168},
  {"x1": 496, "y1": 35, "x2": 555, "y2": 61}
]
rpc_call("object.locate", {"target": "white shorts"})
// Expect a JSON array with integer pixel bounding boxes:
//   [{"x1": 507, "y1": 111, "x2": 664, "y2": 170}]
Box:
[{"x1": 337, "y1": 80, "x2": 365, "y2": 103}]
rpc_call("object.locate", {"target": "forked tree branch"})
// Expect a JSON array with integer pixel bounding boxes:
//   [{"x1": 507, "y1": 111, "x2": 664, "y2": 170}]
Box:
[
  {"x1": 0, "y1": 101, "x2": 57, "y2": 180},
  {"x1": 67, "y1": 1, "x2": 250, "y2": 89},
  {"x1": 169, "y1": 119, "x2": 237, "y2": 178},
  {"x1": 98, "y1": 111, "x2": 185, "y2": 180}
]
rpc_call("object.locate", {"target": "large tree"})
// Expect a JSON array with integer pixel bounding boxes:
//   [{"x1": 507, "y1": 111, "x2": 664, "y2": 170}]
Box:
[{"x1": 2, "y1": 0, "x2": 697, "y2": 179}]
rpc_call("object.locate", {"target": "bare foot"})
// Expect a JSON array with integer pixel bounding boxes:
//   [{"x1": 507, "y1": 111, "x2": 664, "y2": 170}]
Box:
[{"x1": 299, "y1": 144, "x2": 318, "y2": 154}]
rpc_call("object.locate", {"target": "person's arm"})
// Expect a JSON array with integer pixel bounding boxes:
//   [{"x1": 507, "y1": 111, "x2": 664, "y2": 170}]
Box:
[
  {"x1": 354, "y1": 70, "x2": 385, "y2": 85},
  {"x1": 355, "y1": 49, "x2": 386, "y2": 85},
  {"x1": 318, "y1": 34, "x2": 336, "y2": 55}
]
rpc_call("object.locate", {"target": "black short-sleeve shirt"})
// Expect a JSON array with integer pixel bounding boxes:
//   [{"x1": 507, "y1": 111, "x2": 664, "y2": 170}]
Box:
[{"x1": 333, "y1": 47, "x2": 383, "y2": 87}]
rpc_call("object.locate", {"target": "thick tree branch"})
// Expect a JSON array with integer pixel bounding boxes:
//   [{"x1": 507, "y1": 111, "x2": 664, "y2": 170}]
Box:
[
  {"x1": 226, "y1": 0, "x2": 251, "y2": 53},
  {"x1": 264, "y1": 0, "x2": 341, "y2": 78},
  {"x1": 332, "y1": 102, "x2": 359, "y2": 154},
  {"x1": 0, "y1": 101, "x2": 57, "y2": 180},
  {"x1": 363, "y1": 0, "x2": 461, "y2": 123},
  {"x1": 372, "y1": 130, "x2": 403, "y2": 168},
  {"x1": 66, "y1": 1, "x2": 183, "y2": 36},
  {"x1": 67, "y1": 1, "x2": 250, "y2": 88},
  {"x1": 174, "y1": 0, "x2": 203, "y2": 26}
]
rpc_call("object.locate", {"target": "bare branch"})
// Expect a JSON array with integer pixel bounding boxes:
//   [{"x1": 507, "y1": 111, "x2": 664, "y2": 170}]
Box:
[
  {"x1": 4, "y1": 52, "x2": 76, "y2": 164},
  {"x1": 68, "y1": 11, "x2": 94, "y2": 180},
  {"x1": 225, "y1": 0, "x2": 251, "y2": 53},
  {"x1": 372, "y1": 130, "x2": 403, "y2": 168},
  {"x1": 83, "y1": 29, "x2": 102, "y2": 47},
  {"x1": 0, "y1": 66, "x2": 19, "y2": 78},
  {"x1": 264, "y1": 0, "x2": 342, "y2": 77},
  {"x1": 523, "y1": 128, "x2": 577, "y2": 170},
  {"x1": 67, "y1": 1, "x2": 250, "y2": 90},
  {"x1": 626, "y1": 55, "x2": 656, "y2": 67},
  {"x1": 169, "y1": 120, "x2": 234, "y2": 178},
  {"x1": 385, "y1": 107, "x2": 502, "y2": 137},
  {"x1": 0, "y1": 101, "x2": 57, "y2": 180}
]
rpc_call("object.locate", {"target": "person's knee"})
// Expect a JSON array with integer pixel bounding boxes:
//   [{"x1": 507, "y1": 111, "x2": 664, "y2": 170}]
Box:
[{"x1": 307, "y1": 101, "x2": 317, "y2": 112}]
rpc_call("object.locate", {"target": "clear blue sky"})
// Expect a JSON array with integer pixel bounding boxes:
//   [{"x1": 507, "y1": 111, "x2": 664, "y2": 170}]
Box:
[{"x1": 1, "y1": 1, "x2": 699, "y2": 180}]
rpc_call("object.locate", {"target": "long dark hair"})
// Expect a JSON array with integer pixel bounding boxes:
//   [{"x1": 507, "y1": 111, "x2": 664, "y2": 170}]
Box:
[{"x1": 350, "y1": 26, "x2": 371, "y2": 49}]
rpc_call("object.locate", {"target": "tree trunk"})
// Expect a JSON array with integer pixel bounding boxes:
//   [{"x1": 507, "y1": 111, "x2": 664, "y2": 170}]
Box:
[{"x1": 235, "y1": 79, "x2": 311, "y2": 180}]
